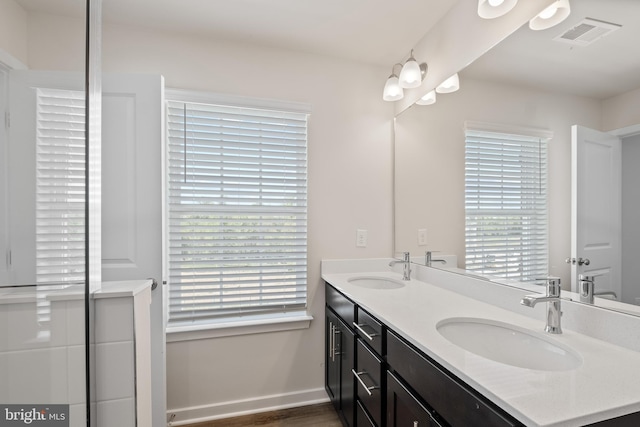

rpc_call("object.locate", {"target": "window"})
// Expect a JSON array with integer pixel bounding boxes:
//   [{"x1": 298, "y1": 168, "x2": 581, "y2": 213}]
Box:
[
  {"x1": 464, "y1": 123, "x2": 550, "y2": 282},
  {"x1": 165, "y1": 92, "x2": 309, "y2": 330}
]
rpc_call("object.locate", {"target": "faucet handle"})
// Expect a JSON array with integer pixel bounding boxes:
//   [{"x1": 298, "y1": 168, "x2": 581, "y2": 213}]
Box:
[
  {"x1": 402, "y1": 251, "x2": 410, "y2": 262},
  {"x1": 545, "y1": 277, "x2": 561, "y2": 297}
]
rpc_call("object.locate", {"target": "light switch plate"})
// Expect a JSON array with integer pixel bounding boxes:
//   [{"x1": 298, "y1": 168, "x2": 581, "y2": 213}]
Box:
[
  {"x1": 418, "y1": 228, "x2": 427, "y2": 246},
  {"x1": 356, "y1": 229, "x2": 368, "y2": 247}
]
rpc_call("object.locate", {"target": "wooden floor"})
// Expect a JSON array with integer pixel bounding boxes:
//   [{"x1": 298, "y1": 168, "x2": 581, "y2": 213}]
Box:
[{"x1": 183, "y1": 403, "x2": 343, "y2": 427}]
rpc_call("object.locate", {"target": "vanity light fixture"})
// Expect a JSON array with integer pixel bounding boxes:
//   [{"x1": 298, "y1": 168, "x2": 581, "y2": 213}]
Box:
[
  {"x1": 416, "y1": 90, "x2": 436, "y2": 106},
  {"x1": 383, "y1": 63, "x2": 404, "y2": 101},
  {"x1": 529, "y1": 0, "x2": 571, "y2": 31},
  {"x1": 398, "y1": 50, "x2": 428, "y2": 89},
  {"x1": 477, "y1": 0, "x2": 518, "y2": 19},
  {"x1": 435, "y1": 73, "x2": 460, "y2": 94}
]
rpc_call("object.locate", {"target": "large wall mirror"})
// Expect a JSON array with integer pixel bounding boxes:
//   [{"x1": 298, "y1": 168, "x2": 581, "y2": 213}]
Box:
[
  {"x1": 1, "y1": 0, "x2": 87, "y2": 287},
  {"x1": 394, "y1": 0, "x2": 640, "y2": 315}
]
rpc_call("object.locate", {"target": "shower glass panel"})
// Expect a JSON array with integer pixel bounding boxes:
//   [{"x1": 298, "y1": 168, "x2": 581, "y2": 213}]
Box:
[{"x1": 0, "y1": 0, "x2": 92, "y2": 426}]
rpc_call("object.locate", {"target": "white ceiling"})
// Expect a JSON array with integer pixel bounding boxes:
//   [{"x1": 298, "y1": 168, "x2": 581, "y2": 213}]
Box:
[
  {"x1": 463, "y1": 0, "x2": 640, "y2": 100},
  {"x1": 17, "y1": 0, "x2": 640, "y2": 100}
]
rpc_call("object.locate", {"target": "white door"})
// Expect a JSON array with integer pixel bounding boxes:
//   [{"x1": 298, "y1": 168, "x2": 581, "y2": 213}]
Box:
[
  {"x1": 101, "y1": 73, "x2": 166, "y2": 427},
  {"x1": 571, "y1": 125, "x2": 621, "y2": 298},
  {"x1": 8, "y1": 70, "x2": 85, "y2": 284}
]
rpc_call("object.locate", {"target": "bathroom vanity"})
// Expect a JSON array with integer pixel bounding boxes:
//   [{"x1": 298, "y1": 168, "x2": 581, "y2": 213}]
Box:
[{"x1": 322, "y1": 259, "x2": 640, "y2": 427}]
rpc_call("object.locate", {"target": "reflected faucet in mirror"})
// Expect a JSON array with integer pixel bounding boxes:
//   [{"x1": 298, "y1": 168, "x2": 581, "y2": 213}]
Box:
[
  {"x1": 389, "y1": 252, "x2": 411, "y2": 280},
  {"x1": 579, "y1": 275, "x2": 619, "y2": 304},
  {"x1": 426, "y1": 251, "x2": 447, "y2": 267},
  {"x1": 521, "y1": 277, "x2": 562, "y2": 334}
]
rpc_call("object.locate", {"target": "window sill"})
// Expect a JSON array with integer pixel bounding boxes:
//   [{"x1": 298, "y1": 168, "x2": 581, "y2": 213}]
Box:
[{"x1": 166, "y1": 312, "x2": 313, "y2": 342}]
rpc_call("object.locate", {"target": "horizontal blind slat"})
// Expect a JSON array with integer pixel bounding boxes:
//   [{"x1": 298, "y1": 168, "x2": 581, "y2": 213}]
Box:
[
  {"x1": 167, "y1": 97, "x2": 308, "y2": 325},
  {"x1": 465, "y1": 128, "x2": 548, "y2": 282},
  {"x1": 35, "y1": 88, "x2": 86, "y2": 285}
]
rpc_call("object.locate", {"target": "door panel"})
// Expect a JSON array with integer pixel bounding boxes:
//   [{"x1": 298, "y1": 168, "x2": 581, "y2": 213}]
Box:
[
  {"x1": 571, "y1": 125, "x2": 621, "y2": 298},
  {"x1": 101, "y1": 73, "x2": 166, "y2": 427}
]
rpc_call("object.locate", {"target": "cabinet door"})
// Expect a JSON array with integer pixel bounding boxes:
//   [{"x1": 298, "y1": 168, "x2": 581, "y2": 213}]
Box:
[
  {"x1": 326, "y1": 307, "x2": 356, "y2": 427},
  {"x1": 387, "y1": 371, "x2": 441, "y2": 427},
  {"x1": 326, "y1": 309, "x2": 341, "y2": 410}
]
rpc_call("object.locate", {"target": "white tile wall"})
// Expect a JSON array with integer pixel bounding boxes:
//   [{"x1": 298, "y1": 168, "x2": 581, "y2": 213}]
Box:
[
  {"x1": 94, "y1": 297, "x2": 133, "y2": 343},
  {"x1": 0, "y1": 289, "x2": 144, "y2": 427},
  {"x1": 95, "y1": 341, "x2": 135, "y2": 401},
  {"x1": 96, "y1": 398, "x2": 136, "y2": 427}
]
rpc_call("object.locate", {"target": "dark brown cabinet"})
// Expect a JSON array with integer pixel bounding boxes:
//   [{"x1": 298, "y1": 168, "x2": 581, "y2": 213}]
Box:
[
  {"x1": 354, "y1": 338, "x2": 384, "y2": 426},
  {"x1": 387, "y1": 329, "x2": 519, "y2": 427},
  {"x1": 387, "y1": 371, "x2": 443, "y2": 427},
  {"x1": 326, "y1": 281, "x2": 640, "y2": 427},
  {"x1": 326, "y1": 285, "x2": 356, "y2": 426}
]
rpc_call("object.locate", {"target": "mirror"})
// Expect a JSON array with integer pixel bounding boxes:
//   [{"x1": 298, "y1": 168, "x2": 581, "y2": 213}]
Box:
[
  {"x1": 394, "y1": 0, "x2": 640, "y2": 314},
  {"x1": 1, "y1": 0, "x2": 87, "y2": 286}
]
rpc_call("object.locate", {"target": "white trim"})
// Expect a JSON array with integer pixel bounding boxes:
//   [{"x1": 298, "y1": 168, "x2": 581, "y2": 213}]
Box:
[
  {"x1": 166, "y1": 387, "x2": 328, "y2": 426},
  {"x1": 165, "y1": 88, "x2": 312, "y2": 114},
  {"x1": 0, "y1": 49, "x2": 27, "y2": 71},
  {"x1": 609, "y1": 123, "x2": 640, "y2": 138},
  {"x1": 166, "y1": 312, "x2": 313, "y2": 342},
  {"x1": 464, "y1": 120, "x2": 553, "y2": 140}
]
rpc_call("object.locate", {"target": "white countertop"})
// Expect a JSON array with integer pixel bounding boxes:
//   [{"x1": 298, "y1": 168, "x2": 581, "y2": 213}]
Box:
[
  {"x1": 322, "y1": 259, "x2": 640, "y2": 427},
  {"x1": 0, "y1": 279, "x2": 154, "y2": 303}
]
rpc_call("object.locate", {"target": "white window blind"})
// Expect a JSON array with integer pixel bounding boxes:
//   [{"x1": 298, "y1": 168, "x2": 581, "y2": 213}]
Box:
[
  {"x1": 166, "y1": 97, "x2": 308, "y2": 327},
  {"x1": 35, "y1": 88, "x2": 86, "y2": 284},
  {"x1": 465, "y1": 128, "x2": 549, "y2": 282}
]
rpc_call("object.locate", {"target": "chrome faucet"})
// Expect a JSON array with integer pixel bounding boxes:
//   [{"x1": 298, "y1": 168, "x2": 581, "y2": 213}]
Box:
[
  {"x1": 579, "y1": 275, "x2": 596, "y2": 303},
  {"x1": 389, "y1": 252, "x2": 411, "y2": 280},
  {"x1": 425, "y1": 251, "x2": 447, "y2": 267},
  {"x1": 579, "y1": 274, "x2": 618, "y2": 303},
  {"x1": 521, "y1": 277, "x2": 562, "y2": 334}
]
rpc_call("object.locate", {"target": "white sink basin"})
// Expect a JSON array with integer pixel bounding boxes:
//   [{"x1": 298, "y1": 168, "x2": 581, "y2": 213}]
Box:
[
  {"x1": 436, "y1": 317, "x2": 582, "y2": 371},
  {"x1": 348, "y1": 276, "x2": 405, "y2": 290}
]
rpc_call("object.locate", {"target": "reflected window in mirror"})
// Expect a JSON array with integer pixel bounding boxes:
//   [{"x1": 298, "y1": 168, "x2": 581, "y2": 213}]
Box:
[
  {"x1": 464, "y1": 124, "x2": 551, "y2": 282},
  {"x1": 35, "y1": 88, "x2": 86, "y2": 284}
]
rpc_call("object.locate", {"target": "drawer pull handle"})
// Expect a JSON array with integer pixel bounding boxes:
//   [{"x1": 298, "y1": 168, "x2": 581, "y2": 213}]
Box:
[
  {"x1": 330, "y1": 323, "x2": 341, "y2": 361},
  {"x1": 329, "y1": 322, "x2": 335, "y2": 362},
  {"x1": 353, "y1": 322, "x2": 378, "y2": 341},
  {"x1": 352, "y1": 369, "x2": 378, "y2": 396}
]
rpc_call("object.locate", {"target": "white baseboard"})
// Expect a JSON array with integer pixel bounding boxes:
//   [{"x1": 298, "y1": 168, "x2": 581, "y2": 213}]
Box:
[{"x1": 167, "y1": 387, "x2": 330, "y2": 426}]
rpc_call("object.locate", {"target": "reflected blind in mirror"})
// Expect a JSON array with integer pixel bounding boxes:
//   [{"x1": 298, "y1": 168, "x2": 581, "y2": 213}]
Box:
[
  {"x1": 36, "y1": 88, "x2": 86, "y2": 284},
  {"x1": 465, "y1": 129, "x2": 549, "y2": 282},
  {"x1": 166, "y1": 97, "x2": 308, "y2": 327}
]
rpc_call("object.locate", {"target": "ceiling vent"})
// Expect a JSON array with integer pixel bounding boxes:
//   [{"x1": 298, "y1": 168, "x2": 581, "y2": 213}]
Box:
[{"x1": 554, "y1": 18, "x2": 622, "y2": 47}]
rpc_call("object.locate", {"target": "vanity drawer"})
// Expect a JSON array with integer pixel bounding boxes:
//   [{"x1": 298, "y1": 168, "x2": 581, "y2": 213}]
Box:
[
  {"x1": 356, "y1": 400, "x2": 375, "y2": 427},
  {"x1": 387, "y1": 330, "x2": 519, "y2": 427},
  {"x1": 355, "y1": 307, "x2": 384, "y2": 355},
  {"x1": 326, "y1": 283, "x2": 355, "y2": 326},
  {"x1": 354, "y1": 338, "x2": 384, "y2": 427},
  {"x1": 387, "y1": 370, "x2": 444, "y2": 427}
]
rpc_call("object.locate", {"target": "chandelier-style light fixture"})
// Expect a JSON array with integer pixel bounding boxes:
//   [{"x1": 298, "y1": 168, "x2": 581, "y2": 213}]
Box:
[
  {"x1": 436, "y1": 73, "x2": 460, "y2": 94},
  {"x1": 383, "y1": 63, "x2": 404, "y2": 101},
  {"x1": 529, "y1": 0, "x2": 571, "y2": 30},
  {"x1": 477, "y1": 0, "x2": 518, "y2": 19},
  {"x1": 398, "y1": 50, "x2": 427, "y2": 89}
]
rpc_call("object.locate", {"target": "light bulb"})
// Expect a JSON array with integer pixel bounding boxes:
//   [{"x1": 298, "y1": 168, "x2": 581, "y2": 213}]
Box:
[{"x1": 488, "y1": 0, "x2": 504, "y2": 6}]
